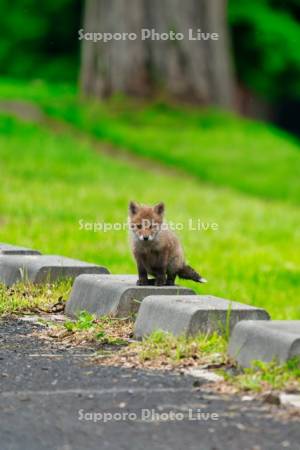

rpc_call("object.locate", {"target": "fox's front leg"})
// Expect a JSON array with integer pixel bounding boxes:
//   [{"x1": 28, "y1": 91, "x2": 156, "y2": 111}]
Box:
[
  {"x1": 136, "y1": 259, "x2": 149, "y2": 286},
  {"x1": 152, "y1": 266, "x2": 167, "y2": 286},
  {"x1": 153, "y1": 252, "x2": 169, "y2": 286}
]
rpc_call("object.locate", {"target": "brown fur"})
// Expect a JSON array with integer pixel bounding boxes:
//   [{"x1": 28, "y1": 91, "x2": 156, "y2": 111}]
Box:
[{"x1": 128, "y1": 201, "x2": 206, "y2": 286}]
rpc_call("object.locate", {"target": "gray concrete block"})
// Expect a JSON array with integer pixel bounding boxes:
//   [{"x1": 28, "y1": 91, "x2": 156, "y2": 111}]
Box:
[
  {"x1": 0, "y1": 243, "x2": 41, "y2": 255},
  {"x1": 65, "y1": 274, "x2": 196, "y2": 318},
  {"x1": 280, "y1": 393, "x2": 300, "y2": 409},
  {"x1": 228, "y1": 321, "x2": 300, "y2": 368},
  {"x1": 0, "y1": 255, "x2": 109, "y2": 286},
  {"x1": 134, "y1": 295, "x2": 270, "y2": 338}
]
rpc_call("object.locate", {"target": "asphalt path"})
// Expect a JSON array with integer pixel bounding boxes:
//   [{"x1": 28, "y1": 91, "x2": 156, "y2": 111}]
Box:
[{"x1": 0, "y1": 319, "x2": 298, "y2": 450}]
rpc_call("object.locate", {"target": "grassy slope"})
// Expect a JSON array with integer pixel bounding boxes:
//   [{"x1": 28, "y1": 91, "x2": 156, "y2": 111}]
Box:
[
  {"x1": 0, "y1": 79, "x2": 300, "y2": 203},
  {"x1": 0, "y1": 111, "x2": 299, "y2": 319}
]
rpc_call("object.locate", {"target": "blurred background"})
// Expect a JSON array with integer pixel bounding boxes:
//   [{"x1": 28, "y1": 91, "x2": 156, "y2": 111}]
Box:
[
  {"x1": 0, "y1": 0, "x2": 299, "y2": 320},
  {"x1": 0, "y1": 0, "x2": 300, "y2": 134}
]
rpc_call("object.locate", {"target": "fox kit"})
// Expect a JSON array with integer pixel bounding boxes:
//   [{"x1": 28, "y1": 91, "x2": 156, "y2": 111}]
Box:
[{"x1": 129, "y1": 201, "x2": 207, "y2": 286}]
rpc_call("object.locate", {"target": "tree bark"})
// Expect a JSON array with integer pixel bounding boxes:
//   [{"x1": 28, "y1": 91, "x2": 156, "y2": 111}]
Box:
[{"x1": 80, "y1": 0, "x2": 235, "y2": 108}]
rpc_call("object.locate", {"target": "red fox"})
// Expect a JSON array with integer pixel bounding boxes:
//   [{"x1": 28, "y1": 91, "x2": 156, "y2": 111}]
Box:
[{"x1": 128, "y1": 201, "x2": 207, "y2": 286}]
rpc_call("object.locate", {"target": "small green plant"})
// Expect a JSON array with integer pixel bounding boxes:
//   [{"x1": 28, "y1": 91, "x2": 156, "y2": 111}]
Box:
[
  {"x1": 215, "y1": 302, "x2": 233, "y2": 342},
  {"x1": 223, "y1": 357, "x2": 300, "y2": 392},
  {"x1": 224, "y1": 303, "x2": 232, "y2": 341},
  {"x1": 63, "y1": 312, "x2": 128, "y2": 346},
  {"x1": 64, "y1": 310, "x2": 95, "y2": 332}
]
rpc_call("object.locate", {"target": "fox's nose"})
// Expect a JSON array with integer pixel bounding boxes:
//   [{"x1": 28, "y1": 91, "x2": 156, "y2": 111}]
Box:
[{"x1": 143, "y1": 236, "x2": 149, "y2": 241}]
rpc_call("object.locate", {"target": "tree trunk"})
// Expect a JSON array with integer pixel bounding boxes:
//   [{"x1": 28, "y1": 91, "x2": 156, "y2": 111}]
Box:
[{"x1": 80, "y1": 0, "x2": 235, "y2": 108}]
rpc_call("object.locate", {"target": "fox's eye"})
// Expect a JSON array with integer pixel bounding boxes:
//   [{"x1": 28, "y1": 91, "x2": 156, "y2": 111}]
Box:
[{"x1": 137, "y1": 224, "x2": 142, "y2": 229}]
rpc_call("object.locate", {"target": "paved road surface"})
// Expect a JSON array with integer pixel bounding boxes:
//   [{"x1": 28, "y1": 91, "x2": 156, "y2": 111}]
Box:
[{"x1": 0, "y1": 319, "x2": 298, "y2": 450}]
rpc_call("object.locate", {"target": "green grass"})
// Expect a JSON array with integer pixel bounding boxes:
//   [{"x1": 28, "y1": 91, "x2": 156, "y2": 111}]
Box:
[
  {"x1": 223, "y1": 358, "x2": 300, "y2": 392},
  {"x1": 138, "y1": 329, "x2": 227, "y2": 365},
  {"x1": 0, "y1": 78, "x2": 300, "y2": 203},
  {"x1": 0, "y1": 111, "x2": 299, "y2": 319},
  {"x1": 0, "y1": 280, "x2": 72, "y2": 316}
]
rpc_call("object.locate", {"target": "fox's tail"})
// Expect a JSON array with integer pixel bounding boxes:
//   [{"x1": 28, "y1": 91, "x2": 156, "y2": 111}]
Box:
[{"x1": 177, "y1": 265, "x2": 207, "y2": 283}]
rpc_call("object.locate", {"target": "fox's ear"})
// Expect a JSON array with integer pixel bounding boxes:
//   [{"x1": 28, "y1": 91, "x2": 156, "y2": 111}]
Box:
[
  {"x1": 153, "y1": 202, "x2": 165, "y2": 216},
  {"x1": 129, "y1": 201, "x2": 139, "y2": 216}
]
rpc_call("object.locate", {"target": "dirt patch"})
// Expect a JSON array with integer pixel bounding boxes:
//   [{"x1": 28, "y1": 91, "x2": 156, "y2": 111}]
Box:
[{"x1": 0, "y1": 100, "x2": 45, "y2": 122}]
